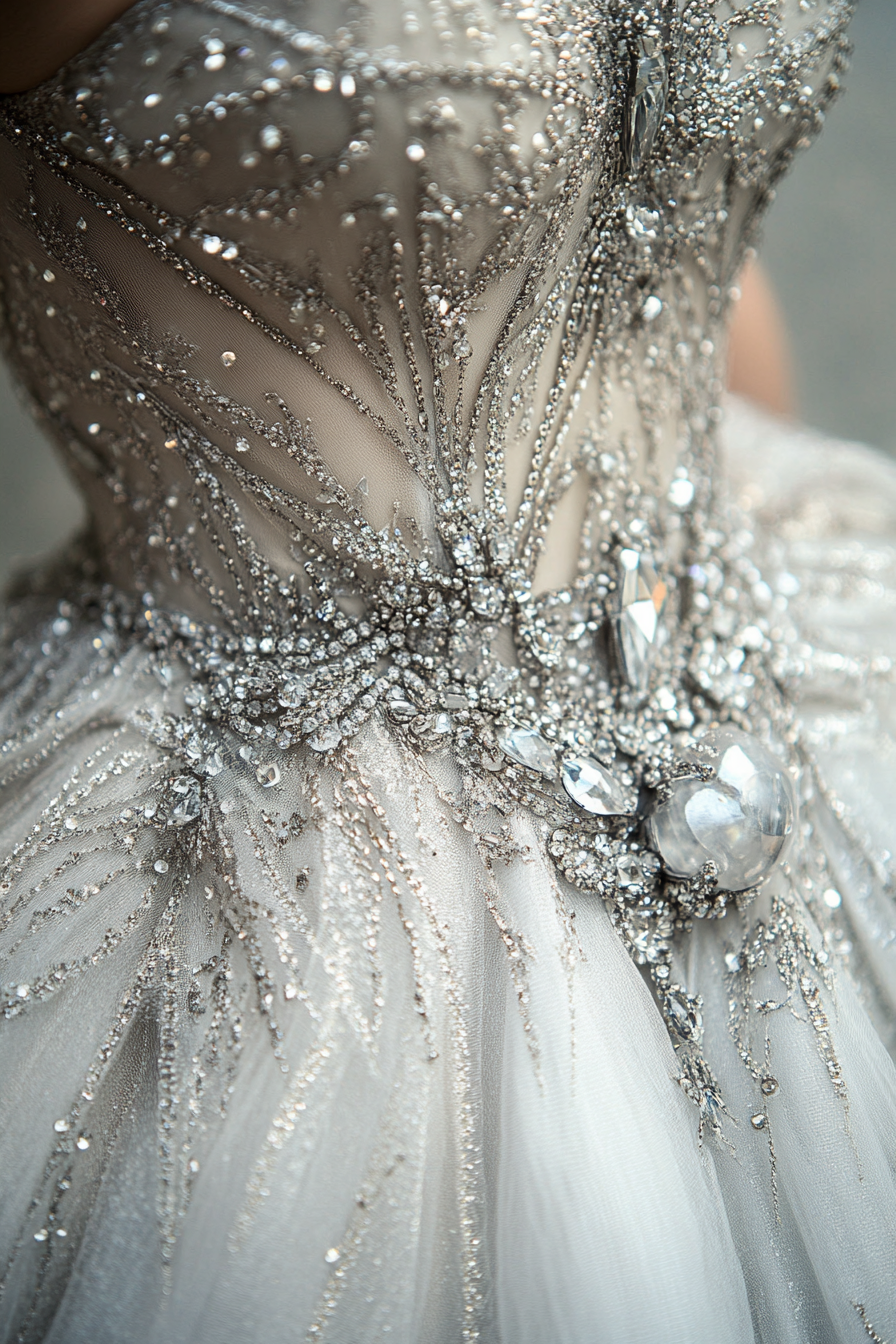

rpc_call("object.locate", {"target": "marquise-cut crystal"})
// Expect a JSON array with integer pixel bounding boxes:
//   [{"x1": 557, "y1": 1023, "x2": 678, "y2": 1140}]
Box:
[
  {"x1": 647, "y1": 729, "x2": 797, "y2": 891},
  {"x1": 614, "y1": 548, "x2": 667, "y2": 691},
  {"x1": 561, "y1": 754, "x2": 636, "y2": 815},
  {"x1": 664, "y1": 989, "x2": 703, "y2": 1044},
  {"x1": 625, "y1": 34, "x2": 667, "y2": 170},
  {"x1": 497, "y1": 725, "x2": 555, "y2": 776}
]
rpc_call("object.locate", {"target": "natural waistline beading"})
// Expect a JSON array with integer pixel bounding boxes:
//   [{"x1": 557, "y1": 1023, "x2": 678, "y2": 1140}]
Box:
[{"x1": 42, "y1": 519, "x2": 802, "y2": 1140}]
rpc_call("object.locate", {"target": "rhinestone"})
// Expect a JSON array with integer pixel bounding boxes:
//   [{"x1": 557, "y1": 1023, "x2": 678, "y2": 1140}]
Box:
[
  {"x1": 452, "y1": 536, "x2": 477, "y2": 566},
  {"x1": 561, "y1": 753, "x2": 636, "y2": 815},
  {"x1": 256, "y1": 763, "x2": 281, "y2": 787},
  {"x1": 386, "y1": 696, "x2": 418, "y2": 723},
  {"x1": 469, "y1": 580, "x2": 504, "y2": 617},
  {"x1": 497, "y1": 725, "x2": 555, "y2": 776},
  {"x1": 168, "y1": 780, "x2": 201, "y2": 826},
  {"x1": 647, "y1": 729, "x2": 797, "y2": 891},
  {"x1": 624, "y1": 35, "x2": 667, "y2": 170},
  {"x1": 278, "y1": 675, "x2": 309, "y2": 708},
  {"x1": 750, "y1": 1114, "x2": 768, "y2": 1131},
  {"x1": 490, "y1": 533, "x2": 514, "y2": 566},
  {"x1": 308, "y1": 726, "x2": 341, "y2": 753},
  {"x1": 613, "y1": 549, "x2": 667, "y2": 692},
  {"x1": 482, "y1": 666, "x2": 517, "y2": 700},
  {"x1": 760, "y1": 1076, "x2": 779, "y2": 1096},
  {"x1": 668, "y1": 478, "x2": 694, "y2": 508},
  {"x1": 615, "y1": 850, "x2": 661, "y2": 892},
  {"x1": 663, "y1": 989, "x2": 703, "y2": 1043}
]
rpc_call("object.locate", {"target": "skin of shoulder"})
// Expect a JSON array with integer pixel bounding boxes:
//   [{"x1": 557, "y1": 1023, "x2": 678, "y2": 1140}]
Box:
[
  {"x1": 727, "y1": 259, "x2": 796, "y2": 420},
  {"x1": 0, "y1": 0, "x2": 137, "y2": 93}
]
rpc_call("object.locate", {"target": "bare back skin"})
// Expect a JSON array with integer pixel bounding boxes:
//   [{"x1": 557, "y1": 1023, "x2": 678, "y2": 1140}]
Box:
[{"x1": 0, "y1": 0, "x2": 793, "y2": 417}]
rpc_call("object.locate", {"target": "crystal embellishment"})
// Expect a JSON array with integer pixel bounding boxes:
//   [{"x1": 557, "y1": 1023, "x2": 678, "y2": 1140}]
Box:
[
  {"x1": 561, "y1": 754, "x2": 637, "y2": 816},
  {"x1": 613, "y1": 549, "x2": 667, "y2": 692},
  {"x1": 625, "y1": 32, "x2": 668, "y2": 171},
  {"x1": 497, "y1": 725, "x2": 555, "y2": 776},
  {"x1": 647, "y1": 729, "x2": 797, "y2": 891},
  {"x1": 616, "y1": 849, "x2": 661, "y2": 893}
]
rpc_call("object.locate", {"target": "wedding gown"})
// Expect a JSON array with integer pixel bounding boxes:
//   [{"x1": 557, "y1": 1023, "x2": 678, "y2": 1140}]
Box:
[{"x1": 1, "y1": 1, "x2": 895, "y2": 1340}]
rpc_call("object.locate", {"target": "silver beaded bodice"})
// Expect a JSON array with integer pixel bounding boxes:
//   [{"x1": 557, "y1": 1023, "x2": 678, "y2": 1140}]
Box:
[
  {"x1": 0, "y1": 1, "x2": 856, "y2": 1132},
  {"x1": 0, "y1": 0, "x2": 850, "y2": 617}
]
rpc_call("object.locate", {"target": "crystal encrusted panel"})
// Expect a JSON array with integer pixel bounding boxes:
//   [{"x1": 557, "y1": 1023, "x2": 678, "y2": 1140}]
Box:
[{"x1": 0, "y1": 0, "x2": 859, "y2": 1168}]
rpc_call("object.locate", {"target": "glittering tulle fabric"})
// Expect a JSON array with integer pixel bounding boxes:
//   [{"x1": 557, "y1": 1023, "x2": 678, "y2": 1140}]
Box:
[{"x1": 1, "y1": 2, "x2": 895, "y2": 1341}]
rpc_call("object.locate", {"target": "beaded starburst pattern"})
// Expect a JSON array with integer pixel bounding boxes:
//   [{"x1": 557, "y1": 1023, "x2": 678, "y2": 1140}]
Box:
[{"x1": 3, "y1": 1, "x2": 888, "y2": 1336}]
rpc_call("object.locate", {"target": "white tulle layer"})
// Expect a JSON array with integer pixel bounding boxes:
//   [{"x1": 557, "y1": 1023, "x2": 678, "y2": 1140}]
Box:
[{"x1": 2, "y1": 401, "x2": 896, "y2": 1344}]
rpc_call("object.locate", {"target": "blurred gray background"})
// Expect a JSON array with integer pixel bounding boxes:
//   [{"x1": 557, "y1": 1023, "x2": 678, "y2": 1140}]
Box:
[{"x1": 0, "y1": 0, "x2": 893, "y2": 587}]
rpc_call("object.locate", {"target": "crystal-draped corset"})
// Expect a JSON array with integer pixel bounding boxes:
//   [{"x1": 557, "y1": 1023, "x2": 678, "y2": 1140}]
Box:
[{"x1": 0, "y1": 0, "x2": 850, "y2": 755}]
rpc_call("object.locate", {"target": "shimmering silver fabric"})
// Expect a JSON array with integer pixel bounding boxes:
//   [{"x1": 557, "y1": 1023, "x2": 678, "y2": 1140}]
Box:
[{"x1": 1, "y1": 2, "x2": 896, "y2": 1341}]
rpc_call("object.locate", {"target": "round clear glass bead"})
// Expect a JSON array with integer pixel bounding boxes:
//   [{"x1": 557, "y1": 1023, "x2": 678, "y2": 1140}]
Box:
[{"x1": 647, "y1": 729, "x2": 797, "y2": 891}]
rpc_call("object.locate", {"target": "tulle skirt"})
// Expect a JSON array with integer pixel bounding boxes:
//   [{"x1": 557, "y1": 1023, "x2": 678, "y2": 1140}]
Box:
[{"x1": 2, "y1": 400, "x2": 896, "y2": 1343}]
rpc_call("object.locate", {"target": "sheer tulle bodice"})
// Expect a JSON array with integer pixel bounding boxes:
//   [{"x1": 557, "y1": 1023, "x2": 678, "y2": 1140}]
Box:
[
  {"x1": 2, "y1": 3, "x2": 896, "y2": 1342},
  {"x1": 0, "y1": 0, "x2": 851, "y2": 610}
]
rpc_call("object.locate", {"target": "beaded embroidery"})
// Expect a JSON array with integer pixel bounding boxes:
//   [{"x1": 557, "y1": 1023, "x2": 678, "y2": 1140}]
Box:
[{"x1": 1, "y1": 0, "x2": 883, "y2": 1324}]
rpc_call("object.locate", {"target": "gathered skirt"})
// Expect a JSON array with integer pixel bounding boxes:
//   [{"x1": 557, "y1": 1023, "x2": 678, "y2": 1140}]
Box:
[{"x1": 2, "y1": 400, "x2": 896, "y2": 1343}]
